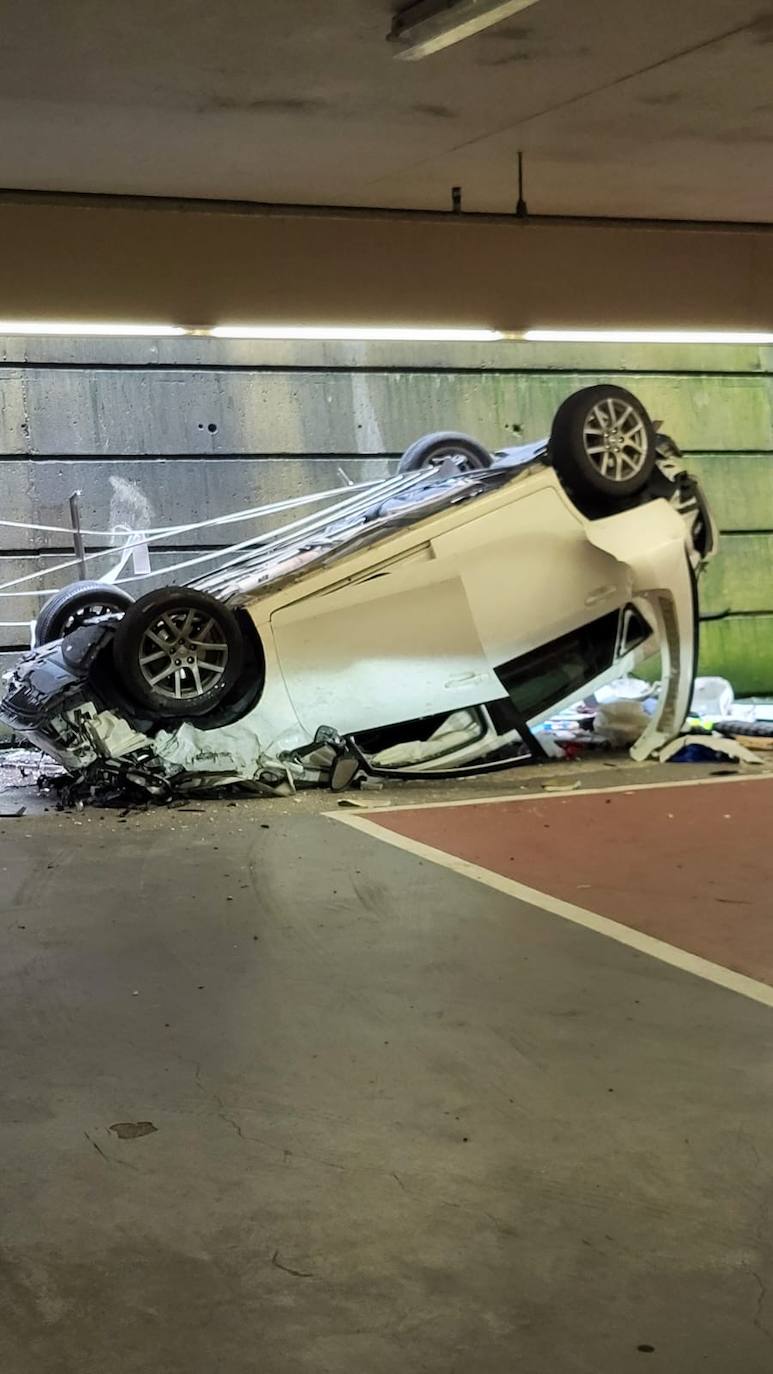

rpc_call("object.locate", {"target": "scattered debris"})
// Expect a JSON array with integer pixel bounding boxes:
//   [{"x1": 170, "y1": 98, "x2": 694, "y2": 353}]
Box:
[
  {"x1": 0, "y1": 744, "x2": 63, "y2": 788},
  {"x1": 690, "y1": 676, "x2": 735, "y2": 718},
  {"x1": 597, "y1": 676, "x2": 654, "y2": 704},
  {"x1": 4, "y1": 664, "x2": 772, "y2": 814},
  {"x1": 593, "y1": 701, "x2": 651, "y2": 747},
  {"x1": 38, "y1": 760, "x2": 174, "y2": 811},
  {"x1": 724, "y1": 733, "x2": 773, "y2": 753}
]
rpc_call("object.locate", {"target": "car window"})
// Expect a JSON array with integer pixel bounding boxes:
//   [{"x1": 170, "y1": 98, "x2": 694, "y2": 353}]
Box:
[{"x1": 495, "y1": 611, "x2": 621, "y2": 720}]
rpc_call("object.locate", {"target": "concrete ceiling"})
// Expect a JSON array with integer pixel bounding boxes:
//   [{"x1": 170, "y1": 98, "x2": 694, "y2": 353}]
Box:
[{"x1": 2, "y1": 0, "x2": 773, "y2": 219}]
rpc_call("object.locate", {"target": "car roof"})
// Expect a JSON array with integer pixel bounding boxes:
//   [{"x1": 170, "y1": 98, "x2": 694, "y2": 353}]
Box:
[{"x1": 193, "y1": 441, "x2": 547, "y2": 602}]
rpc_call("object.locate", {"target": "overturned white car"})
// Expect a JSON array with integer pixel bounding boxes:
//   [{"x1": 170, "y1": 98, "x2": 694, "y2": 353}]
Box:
[{"x1": 0, "y1": 385, "x2": 716, "y2": 796}]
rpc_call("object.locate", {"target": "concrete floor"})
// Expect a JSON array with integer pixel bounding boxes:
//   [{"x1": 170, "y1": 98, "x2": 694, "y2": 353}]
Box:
[{"x1": 2, "y1": 764, "x2": 773, "y2": 1372}]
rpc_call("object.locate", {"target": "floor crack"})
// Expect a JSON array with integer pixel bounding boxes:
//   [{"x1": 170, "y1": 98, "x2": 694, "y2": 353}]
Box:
[
  {"x1": 217, "y1": 1109, "x2": 246, "y2": 1140},
  {"x1": 83, "y1": 1130, "x2": 140, "y2": 1172},
  {"x1": 193, "y1": 1064, "x2": 345, "y2": 1172},
  {"x1": 749, "y1": 1268, "x2": 773, "y2": 1345},
  {"x1": 272, "y1": 1249, "x2": 315, "y2": 1279}
]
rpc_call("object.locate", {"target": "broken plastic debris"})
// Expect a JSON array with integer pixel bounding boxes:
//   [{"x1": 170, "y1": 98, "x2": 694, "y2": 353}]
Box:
[
  {"x1": 594, "y1": 701, "x2": 651, "y2": 746},
  {"x1": 689, "y1": 677, "x2": 734, "y2": 719},
  {"x1": 595, "y1": 676, "x2": 655, "y2": 704},
  {"x1": 726, "y1": 733, "x2": 773, "y2": 752}
]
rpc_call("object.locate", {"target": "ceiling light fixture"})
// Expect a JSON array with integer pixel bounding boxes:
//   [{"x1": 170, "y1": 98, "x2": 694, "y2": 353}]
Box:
[
  {"x1": 524, "y1": 329, "x2": 773, "y2": 345},
  {"x1": 210, "y1": 325, "x2": 504, "y2": 342},
  {"x1": 0, "y1": 321, "x2": 187, "y2": 337},
  {"x1": 388, "y1": 0, "x2": 541, "y2": 60}
]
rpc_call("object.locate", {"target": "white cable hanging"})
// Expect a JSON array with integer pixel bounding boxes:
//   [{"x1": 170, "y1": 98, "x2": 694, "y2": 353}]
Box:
[
  {"x1": 0, "y1": 483, "x2": 381, "y2": 539},
  {"x1": 0, "y1": 479, "x2": 385, "y2": 598},
  {"x1": 113, "y1": 471, "x2": 419, "y2": 588},
  {"x1": 0, "y1": 467, "x2": 463, "y2": 626}
]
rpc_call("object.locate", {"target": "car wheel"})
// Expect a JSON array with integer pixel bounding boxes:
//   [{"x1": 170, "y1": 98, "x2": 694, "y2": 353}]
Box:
[
  {"x1": 111, "y1": 587, "x2": 244, "y2": 718},
  {"x1": 549, "y1": 386, "x2": 657, "y2": 502},
  {"x1": 192, "y1": 611, "x2": 267, "y2": 731},
  {"x1": 35, "y1": 580, "x2": 134, "y2": 645},
  {"x1": 397, "y1": 431, "x2": 493, "y2": 474}
]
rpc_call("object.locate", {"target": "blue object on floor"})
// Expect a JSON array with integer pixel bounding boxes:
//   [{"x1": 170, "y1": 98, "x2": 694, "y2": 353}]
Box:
[{"x1": 669, "y1": 742, "x2": 733, "y2": 764}]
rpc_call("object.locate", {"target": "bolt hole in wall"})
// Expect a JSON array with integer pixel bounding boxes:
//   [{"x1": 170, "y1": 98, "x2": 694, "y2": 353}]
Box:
[{"x1": 0, "y1": 325, "x2": 770, "y2": 692}]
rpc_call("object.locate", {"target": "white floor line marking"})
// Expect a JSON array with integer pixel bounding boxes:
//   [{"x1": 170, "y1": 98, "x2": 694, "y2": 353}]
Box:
[
  {"x1": 333, "y1": 812, "x2": 773, "y2": 1011},
  {"x1": 329, "y1": 768, "x2": 773, "y2": 816}
]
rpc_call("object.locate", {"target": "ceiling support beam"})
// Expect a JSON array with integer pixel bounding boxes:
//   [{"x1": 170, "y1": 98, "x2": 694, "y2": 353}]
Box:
[{"x1": 0, "y1": 194, "x2": 771, "y2": 334}]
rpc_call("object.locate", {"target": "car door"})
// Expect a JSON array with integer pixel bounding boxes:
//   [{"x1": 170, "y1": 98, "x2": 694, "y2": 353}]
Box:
[
  {"x1": 429, "y1": 477, "x2": 631, "y2": 669},
  {"x1": 269, "y1": 542, "x2": 506, "y2": 736}
]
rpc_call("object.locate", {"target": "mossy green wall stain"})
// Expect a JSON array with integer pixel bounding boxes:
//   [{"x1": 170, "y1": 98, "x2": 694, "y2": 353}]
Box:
[{"x1": 699, "y1": 618, "x2": 773, "y2": 696}]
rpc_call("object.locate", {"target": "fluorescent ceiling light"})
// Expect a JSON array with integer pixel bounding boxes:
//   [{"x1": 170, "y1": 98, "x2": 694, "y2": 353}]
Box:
[
  {"x1": 524, "y1": 329, "x2": 773, "y2": 345},
  {"x1": 0, "y1": 321, "x2": 186, "y2": 337},
  {"x1": 389, "y1": 0, "x2": 540, "y2": 60},
  {"x1": 211, "y1": 325, "x2": 503, "y2": 342}
]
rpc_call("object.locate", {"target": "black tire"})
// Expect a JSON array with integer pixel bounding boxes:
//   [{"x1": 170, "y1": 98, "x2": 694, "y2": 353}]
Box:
[
  {"x1": 112, "y1": 586, "x2": 244, "y2": 718},
  {"x1": 549, "y1": 386, "x2": 657, "y2": 503},
  {"x1": 193, "y1": 611, "x2": 267, "y2": 731},
  {"x1": 397, "y1": 431, "x2": 493, "y2": 474},
  {"x1": 35, "y1": 580, "x2": 134, "y2": 645}
]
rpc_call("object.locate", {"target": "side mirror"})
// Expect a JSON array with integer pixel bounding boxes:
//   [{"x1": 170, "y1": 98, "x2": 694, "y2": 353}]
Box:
[{"x1": 330, "y1": 754, "x2": 359, "y2": 792}]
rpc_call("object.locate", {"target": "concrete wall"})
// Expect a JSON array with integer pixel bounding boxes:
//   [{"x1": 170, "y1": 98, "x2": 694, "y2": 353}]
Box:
[{"x1": 1, "y1": 335, "x2": 772, "y2": 693}]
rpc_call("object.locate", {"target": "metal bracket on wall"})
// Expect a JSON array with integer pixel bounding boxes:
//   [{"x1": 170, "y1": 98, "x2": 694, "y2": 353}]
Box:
[{"x1": 68, "y1": 492, "x2": 87, "y2": 579}]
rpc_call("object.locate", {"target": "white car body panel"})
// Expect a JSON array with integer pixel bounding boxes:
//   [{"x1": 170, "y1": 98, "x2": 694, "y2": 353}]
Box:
[
  {"x1": 429, "y1": 479, "x2": 629, "y2": 662},
  {"x1": 245, "y1": 469, "x2": 635, "y2": 744},
  {"x1": 585, "y1": 499, "x2": 698, "y2": 760},
  {"x1": 271, "y1": 572, "x2": 500, "y2": 736}
]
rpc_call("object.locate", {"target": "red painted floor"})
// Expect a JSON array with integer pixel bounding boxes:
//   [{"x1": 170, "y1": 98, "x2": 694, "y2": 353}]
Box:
[{"x1": 370, "y1": 776, "x2": 773, "y2": 986}]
